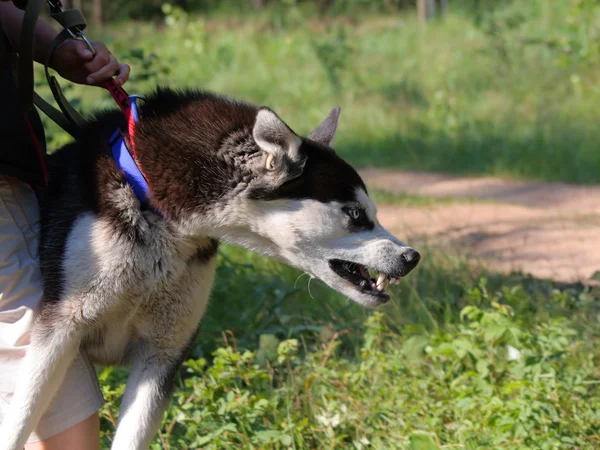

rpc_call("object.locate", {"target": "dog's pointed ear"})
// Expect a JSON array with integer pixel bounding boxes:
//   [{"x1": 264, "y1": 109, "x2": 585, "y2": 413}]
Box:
[
  {"x1": 308, "y1": 106, "x2": 340, "y2": 146},
  {"x1": 248, "y1": 108, "x2": 307, "y2": 198},
  {"x1": 253, "y1": 108, "x2": 303, "y2": 170}
]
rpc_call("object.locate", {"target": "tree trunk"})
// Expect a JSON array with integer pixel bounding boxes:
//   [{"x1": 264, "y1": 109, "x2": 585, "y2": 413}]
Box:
[
  {"x1": 417, "y1": 0, "x2": 436, "y2": 24},
  {"x1": 92, "y1": 0, "x2": 103, "y2": 27},
  {"x1": 252, "y1": 0, "x2": 265, "y2": 9},
  {"x1": 439, "y1": 0, "x2": 448, "y2": 16}
]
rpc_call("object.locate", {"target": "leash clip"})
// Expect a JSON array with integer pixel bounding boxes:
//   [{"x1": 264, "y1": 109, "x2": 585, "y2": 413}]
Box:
[{"x1": 46, "y1": 0, "x2": 95, "y2": 55}]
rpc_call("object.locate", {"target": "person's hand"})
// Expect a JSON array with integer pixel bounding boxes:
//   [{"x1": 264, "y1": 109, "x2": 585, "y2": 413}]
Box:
[{"x1": 51, "y1": 39, "x2": 130, "y2": 87}]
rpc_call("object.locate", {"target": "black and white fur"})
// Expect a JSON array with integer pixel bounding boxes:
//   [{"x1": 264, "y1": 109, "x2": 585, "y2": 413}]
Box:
[{"x1": 0, "y1": 88, "x2": 420, "y2": 450}]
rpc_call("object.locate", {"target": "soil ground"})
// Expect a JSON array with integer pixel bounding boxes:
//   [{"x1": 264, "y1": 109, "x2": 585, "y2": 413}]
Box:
[{"x1": 360, "y1": 169, "x2": 600, "y2": 283}]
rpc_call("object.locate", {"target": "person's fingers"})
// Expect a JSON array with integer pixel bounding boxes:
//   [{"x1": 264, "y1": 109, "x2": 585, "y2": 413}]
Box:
[
  {"x1": 74, "y1": 39, "x2": 94, "y2": 60},
  {"x1": 83, "y1": 42, "x2": 110, "y2": 75},
  {"x1": 115, "y1": 63, "x2": 131, "y2": 86},
  {"x1": 86, "y1": 53, "x2": 120, "y2": 85}
]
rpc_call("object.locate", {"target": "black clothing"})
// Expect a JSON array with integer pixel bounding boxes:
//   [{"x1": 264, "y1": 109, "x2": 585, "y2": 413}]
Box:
[{"x1": 0, "y1": 25, "x2": 47, "y2": 187}]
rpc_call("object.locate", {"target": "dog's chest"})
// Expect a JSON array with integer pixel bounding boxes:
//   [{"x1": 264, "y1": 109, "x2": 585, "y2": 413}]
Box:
[
  {"x1": 63, "y1": 213, "x2": 219, "y2": 366},
  {"x1": 83, "y1": 255, "x2": 217, "y2": 365},
  {"x1": 83, "y1": 306, "x2": 156, "y2": 365}
]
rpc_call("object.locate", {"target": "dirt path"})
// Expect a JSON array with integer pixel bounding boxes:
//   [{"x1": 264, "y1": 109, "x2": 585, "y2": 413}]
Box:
[{"x1": 359, "y1": 169, "x2": 600, "y2": 283}]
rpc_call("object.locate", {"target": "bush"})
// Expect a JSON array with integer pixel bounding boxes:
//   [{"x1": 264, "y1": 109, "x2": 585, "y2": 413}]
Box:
[{"x1": 97, "y1": 250, "x2": 600, "y2": 449}]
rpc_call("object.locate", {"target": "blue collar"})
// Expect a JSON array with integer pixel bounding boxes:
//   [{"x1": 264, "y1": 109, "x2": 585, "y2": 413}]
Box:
[{"x1": 109, "y1": 96, "x2": 157, "y2": 213}]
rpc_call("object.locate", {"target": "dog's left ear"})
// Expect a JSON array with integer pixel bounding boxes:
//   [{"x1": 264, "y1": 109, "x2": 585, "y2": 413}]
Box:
[
  {"x1": 308, "y1": 106, "x2": 341, "y2": 146},
  {"x1": 253, "y1": 108, "x2": 304, "y2": 171}
]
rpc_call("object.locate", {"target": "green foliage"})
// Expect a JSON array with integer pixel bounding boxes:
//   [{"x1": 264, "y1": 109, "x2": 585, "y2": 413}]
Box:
[
  {"x1": 162, "y1": 3, "x2": 208, "y2": 54},
  {"x1": 96, "y1": 245, "x2": 600, "y2": 449},
  {"x1": 40, "y1": 0, "x2": 600, "y2": 183},
  {"x1": 96, "y1": 0, "x2": 420, "y2": 23},
  {"x1": 311, "y1": 25, "x2": 353, "y2": 94},
  {"x1": 369, "y1": 189, "x2": 470, "y2": 207}
]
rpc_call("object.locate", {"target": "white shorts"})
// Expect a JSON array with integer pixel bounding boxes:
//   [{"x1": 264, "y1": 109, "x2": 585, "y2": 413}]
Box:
[{"x1": 0, "y1": 175, "x2": 104, "y2": 443}]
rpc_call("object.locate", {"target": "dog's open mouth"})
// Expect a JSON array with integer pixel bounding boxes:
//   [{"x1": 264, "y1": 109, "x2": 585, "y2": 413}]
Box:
[{"x1": 328, "y1": 259, "x2": 400, "y2": 301}]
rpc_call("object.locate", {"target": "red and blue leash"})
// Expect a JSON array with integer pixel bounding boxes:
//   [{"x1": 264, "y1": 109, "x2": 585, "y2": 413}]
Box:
[{"x1": 49, "y1": 9, "x2": 154, "y2": 210}]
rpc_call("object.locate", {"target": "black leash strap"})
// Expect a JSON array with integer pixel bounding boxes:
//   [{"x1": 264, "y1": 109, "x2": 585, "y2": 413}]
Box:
[
  {"x1": 17, "y1": 0, "x2": 43, "y2": 110},
  {"x1": 17, "y1": 0, "x2": 89, "y2": 138}
]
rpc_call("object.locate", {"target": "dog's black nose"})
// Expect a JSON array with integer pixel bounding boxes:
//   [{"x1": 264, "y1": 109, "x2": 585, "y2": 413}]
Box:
[{"x1": 401, "y1": 248, "x2": 421, "y2": 270}]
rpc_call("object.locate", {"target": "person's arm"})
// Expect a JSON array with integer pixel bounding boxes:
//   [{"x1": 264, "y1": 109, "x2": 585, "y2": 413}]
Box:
[
  {"x1": 0, "y1": 1, "x2": 129, "y2": 86},
  {"x1": 0, "y1": 2, "x2": 57, "y2": 64}
]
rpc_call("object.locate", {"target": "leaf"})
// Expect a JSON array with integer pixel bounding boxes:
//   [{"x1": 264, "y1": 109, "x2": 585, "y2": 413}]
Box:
[
  {"x1": 280, "y1": 434, "x2": 293, "y2": 446},
  {"x1": 402, "y1": 335, "x2": 429, "y2": 363},
  {"x1": 255, "y1": 334, "x2": 280, "y2": 366},
  {"x1": 591, "y1": 270, "x2": 600, "y2": 281},
  {"x1": 476, "y1": 359, "x2": 490, "y2": 378},
  {"x1": 277, "y1": 339, "x2": 299, "y2": 364},
  {"x1": 483, "y1": 324, "x2": 509, "y2": 343},
  {"x1": 460, "y1": 305, "x2": 482, "y2": 321},
  {"x1": 194, "y1": 434, "x2": 214, "y2": 446},
  {"x1": 255, "y1": 430, "x2": 282, "y2": 444},
  {"x1": 409, "y1": 431, "x2": 440, "y2": 450}
]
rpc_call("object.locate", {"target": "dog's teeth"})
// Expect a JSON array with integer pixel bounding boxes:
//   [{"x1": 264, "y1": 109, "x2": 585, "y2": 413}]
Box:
[
  {"x1": 376, "y1": 273, "x2": 388, "y2": 291},
  {"x1": 266, "y1": 153, "x2": 275, "y2": 170},
  {"x1": 390, "y1": 277, "x2": 400, "y2": 285}
]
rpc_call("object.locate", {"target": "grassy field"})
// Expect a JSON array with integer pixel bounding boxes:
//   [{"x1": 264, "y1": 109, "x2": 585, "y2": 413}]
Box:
[
  {"x1": 369, "y1": 189, "x2": 471, "y2": 207},
  {"x1": 32, "y1": 1, "x2": 600, "y2": 448},
  {"x1": 42, "y1": 0, "x2": 600, "y2": 183}
]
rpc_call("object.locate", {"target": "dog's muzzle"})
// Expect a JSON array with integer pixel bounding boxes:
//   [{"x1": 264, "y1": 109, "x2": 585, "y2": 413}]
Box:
[{"x1": 328, "y1": 247, "x2": 421, "y2": 303}]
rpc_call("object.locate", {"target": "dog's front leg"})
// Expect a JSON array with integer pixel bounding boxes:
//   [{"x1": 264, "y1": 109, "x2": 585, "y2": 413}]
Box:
[
  {"x1": 0, "y1": 315, "x2": 82, "y2": 450},
  {"x1": 110, "y1": 341, "x2": 182, "y2": 450}
]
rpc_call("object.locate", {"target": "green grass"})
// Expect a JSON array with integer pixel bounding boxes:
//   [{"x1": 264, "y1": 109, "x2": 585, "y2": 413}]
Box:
[
  {"x1": 41, "y1": 0, "x2": 600, "y2": 183},
  {"x1": 369, "y1": 189, "x2": 469, "y2": 207},
  {"x1": 98, "y1": 246, "x2": 600, "y2": 449}
]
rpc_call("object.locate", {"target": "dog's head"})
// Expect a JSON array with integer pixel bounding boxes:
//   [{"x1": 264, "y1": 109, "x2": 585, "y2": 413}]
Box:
[{"x1": 215, "y1": 106, "x2": 421, "y2": 307}]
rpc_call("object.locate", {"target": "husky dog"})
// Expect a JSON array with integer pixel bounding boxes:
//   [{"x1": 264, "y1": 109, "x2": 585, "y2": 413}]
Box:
[{"x1": 0, "y1": 88, "x2": 420, "y2": 450}]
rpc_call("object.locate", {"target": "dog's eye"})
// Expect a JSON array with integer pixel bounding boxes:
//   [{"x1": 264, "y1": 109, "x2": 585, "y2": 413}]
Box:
[{"x1": 347, "y1": 208, "x2": 361, "y2": 220}]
